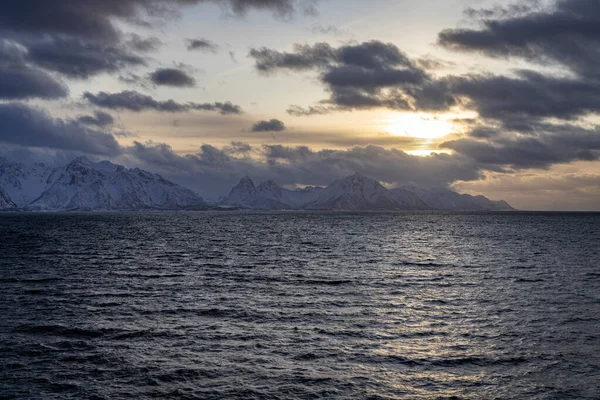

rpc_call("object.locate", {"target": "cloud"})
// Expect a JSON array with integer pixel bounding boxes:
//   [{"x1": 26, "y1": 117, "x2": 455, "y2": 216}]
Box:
[
  {"x1": 251, "y1": 119, "x2": 286, "y2": 132},
  {"x1": 415, "y1": 55, "x2": 456, "y2": 71},
  {"x1": 149, "y1": 68, "x2": 196, "y2": 87},
  {"x1": 76, "y1": 111, "x2": 115, "y2": 128},
  {"x1": 24, "y1": 37, "x2": 146, "y2": 79},
  {"x1": 0, "y1": 103, "x2": 122, "y2": 156},
  {"x1": 250, "y1": 42, "x2": 337, "y2": 73},
  {"x1": 0, "y1": 40, "x2": 68, "y2": 100},
  {"x1": 186, "y1": 38, "x2": 219, "y2": 53},
  {"x1": 83, "y1": 90, "x2": 243, "y2": 114},
  {"x1": 286, "y1": 104, "x2": 333, "y2": 116},
  {"x1": 223, "y1": 0, "x2": 303, "y2": 17},
  {"x1": 0, "y1": 1, "x2": 316, "y2": 41},
  {"x1": 441, "y1": 122, "x2": 600, "y2": 169},
  {"x1": 250, "y1": 41, "x2": 455, "y2": 112},
  {"x1": 309, "y1": 24, "x2": 343, "y2": 36},
  {"x1": 126, "y1": 34, "x2": 162, "y2": 52},
  {"x1": 447, "y1": 70, "x2": 600, "y2": 122},
  {"x1": 124, "y1": 140, "x2": 483, "y2": 197},
  {"x1": 438, "y1": 0, "x2": 600, "y2": 80},
  {"x1": 0, "y1": 0, "x2": 317, "y2": 83}
]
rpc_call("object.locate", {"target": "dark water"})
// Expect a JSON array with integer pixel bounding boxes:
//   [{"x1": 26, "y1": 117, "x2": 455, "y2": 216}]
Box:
[{"x1": 1, "y1": 212, "x2": 599, "y2": 399}]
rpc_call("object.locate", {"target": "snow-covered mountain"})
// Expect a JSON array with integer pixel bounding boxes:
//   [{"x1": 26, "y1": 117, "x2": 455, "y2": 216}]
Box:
[
  {"x1": 222, "y1": 176, "x2": 323, "y2": 209},
  {"x1": 401, "y1": 186, "x2": 514, "y2": 211},
  {"x1": 29, "y1": 157, "x2": 207, "y2": 211},
  {"x1": 305, "y1": 173, "x2": 402, "y2": 210},
  {"x1": 221, "y1": 173, "x2": 514, "y2": 211},
  {"x1": 0, "y1": 188, "x2": 16, "y2": 210},
  {"x1": 257, "y1": 180, "x2": 324, "y2": 208},
  {"x1": 1, "y1": 159, "x2": 514, "y2": 212},
  {"x1": 0, "y1": 156, "x2": 206, "y2": 211},
  {"x1": 0, "y1": 157, "x2": 54, "y2": 207}
]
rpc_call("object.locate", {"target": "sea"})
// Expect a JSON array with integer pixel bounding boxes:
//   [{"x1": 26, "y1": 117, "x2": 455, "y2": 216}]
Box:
[{"x1": 0, "y1": 211, "x2": 599, "y2": 399}]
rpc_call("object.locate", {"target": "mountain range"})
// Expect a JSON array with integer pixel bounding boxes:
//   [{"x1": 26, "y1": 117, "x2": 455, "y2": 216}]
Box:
[
  {"x1": 0, "y1": 157, "x2": 514, "y2": 212},
  {"x1": 221, "y1": 173, "x2": 514, "y2": 211}
]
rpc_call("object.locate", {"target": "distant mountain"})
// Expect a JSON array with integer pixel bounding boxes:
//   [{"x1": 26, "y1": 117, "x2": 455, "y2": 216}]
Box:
[
  {"x1": 0, "y1": 156, "x2": 206, "y2": 211},
  {"x1": 221, "y1": 173, "x2": 515, "y2": 211},
  {"x1": 388, "y1": 188, "x2": 431, "y2": 210},
  {"x1": 0, "y1": 157, "x2": 53, "y2": 207},
  {"x1": 221, "y1": 176, "x2": 323, "y2": 210},
  {"x1": 222, "y1": 176, "x2": 287, "y2": 210},
  {"x1": 0, "y1": 159, "x2": 514, "y2": 212},
  {"x1": 0, "y1": 187, "x2": 16, "y2": 210},
  {"x1": 401, "y1": 186, "x2": 514, "y2": 211},
  {"x1": 305, "y1": 173, "x2": 402, "y2": 210},
  {"x1": 29, "y1": 157, "x2": 207, "y2": 211}
]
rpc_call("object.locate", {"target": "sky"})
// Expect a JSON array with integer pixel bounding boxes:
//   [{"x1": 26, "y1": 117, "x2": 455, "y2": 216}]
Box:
[{"x1": 0, "y1": 0, "x2": 599, "y2": 210}]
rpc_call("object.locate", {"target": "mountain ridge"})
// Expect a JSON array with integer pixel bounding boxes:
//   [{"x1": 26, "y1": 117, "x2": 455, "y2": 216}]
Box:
[
  {"x1": 221, "y1": 173, "x2": 515, "y2": 211},
  {"x1": 1, "y1": 156, "x2": 207, "y2": 211},
  {"x1": 0, "y1": 157, "x2": 514, "y2": 211}
]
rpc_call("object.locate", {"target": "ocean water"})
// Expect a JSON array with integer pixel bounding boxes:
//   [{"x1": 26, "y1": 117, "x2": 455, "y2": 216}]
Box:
[{"x1": 0, "y1": 212, "x2": 599, "y2": 400}]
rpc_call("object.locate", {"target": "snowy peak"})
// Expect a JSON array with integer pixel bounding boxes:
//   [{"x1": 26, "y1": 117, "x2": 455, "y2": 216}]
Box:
[
  {"x1": 25, "y1": 158, "x2": 206, "y2": 211},
  {"x1": 223, "y1": 176, "x2": 258, "y2": 207},
  {"x1": 306, "y1": 173, "x2": 400, "y2": 210}
]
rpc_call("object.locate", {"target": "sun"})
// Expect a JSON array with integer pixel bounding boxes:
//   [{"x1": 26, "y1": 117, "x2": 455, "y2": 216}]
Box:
[{"x1": 385, "y1": 113, "x2": 454, "y2": 139}]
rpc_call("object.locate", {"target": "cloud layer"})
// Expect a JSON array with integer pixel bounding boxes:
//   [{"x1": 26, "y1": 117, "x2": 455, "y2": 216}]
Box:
[
  {"x1": 0, "y1": 103, "x2": 122, "y2": 156},
  {"x1": 124, "y1": 140, "x2": 483, "y2": 197},
  {"x1": 83, "y1": 91, "x2": 243, "y2": 114}
]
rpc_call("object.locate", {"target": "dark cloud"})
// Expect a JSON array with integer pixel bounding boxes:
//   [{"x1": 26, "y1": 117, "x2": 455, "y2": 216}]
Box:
[
  {"x1": 76, "y1": 111, "x2": 115, "y2": 128},
  {"x1": 250, "y1": 41, "x2": 456, "y2": 113},
  {"x1": 251, "y1": 119, "x2": 286, "y2": 132},
  {"x1": 24, "y1": 37, "x2": 146, "y2": 79},
  {"x1": 433, "y1": 1, "x2": 600, "y2": 172},
  {"x1": 441, "y1": 122, "x2": 600, "y2": 169},
  {"x1": 0, "y1": 0, "x2": 317, "y2": 83},
  {"x1": 0, "y1": 1, "x2": 316, "y2": 40},
  {"x1": 224, "y1": 0, "x2": 300, "y2": 17},
  {"x1": 0, "y1": 41, "x2": 68, "y2": 100},
  {"x1": 0, "y1": 103, "x2": 122, "y2": 156},
  {"x1": 250, "y1": 43, "x2": 336, "y2": 73},
  {"x1": 447, "y1": 70, "x2": 600, "y2": 122},
  {"x1": 438, "y1": 0, "x2": 600, "y2": 79},
  {"x1": 186, "y1": 38, "x2": 219, "y2": 52},
  {"x1": 124, "y1": 141, "x2": 483, "y2": 197},
  {"x1": 83, "y1": 90, "x2": 243, "y2": 114},
  {"x1": 149, "y1": 68, "x2": 196, "y2": 87}
]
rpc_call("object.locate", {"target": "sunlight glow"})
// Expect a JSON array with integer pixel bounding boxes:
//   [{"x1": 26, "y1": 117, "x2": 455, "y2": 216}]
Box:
[
  {"x1": 385, "y1": 113, "x2": 455, "y2": 139},
  {"x1": 406, "y1": 149, "x2": 452, "y2": 156}
]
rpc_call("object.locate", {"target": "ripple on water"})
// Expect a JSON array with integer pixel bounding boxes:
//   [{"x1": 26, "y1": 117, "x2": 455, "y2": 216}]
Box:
[{"x1": 0, "y1": 211, "x2": 599, "y2": 399}]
